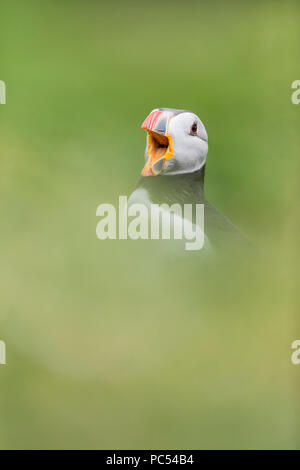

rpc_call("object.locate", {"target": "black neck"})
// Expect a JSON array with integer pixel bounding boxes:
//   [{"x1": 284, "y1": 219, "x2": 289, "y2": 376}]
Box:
[{"x1": 136, "y1": 165, "x2": 206, "y2": 206}]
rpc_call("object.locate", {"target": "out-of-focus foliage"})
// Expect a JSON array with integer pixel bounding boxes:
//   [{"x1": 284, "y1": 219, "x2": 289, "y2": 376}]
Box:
[{"x1": 0, "y1": 0, "x2": 299, "y2": 449}]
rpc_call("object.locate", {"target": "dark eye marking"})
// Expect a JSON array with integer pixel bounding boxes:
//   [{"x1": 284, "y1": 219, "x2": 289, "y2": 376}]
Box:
[{"x1": 190, "y1": 122, "x2": 198, "y2": 134}]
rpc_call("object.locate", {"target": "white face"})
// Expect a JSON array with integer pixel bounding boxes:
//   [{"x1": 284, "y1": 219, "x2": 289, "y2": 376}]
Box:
[
  {"x1": 142, "y1": 110, "x2": 208, "y2": 177},
  {"x1": 164, "y1": 112, "x2": 208, "y2": 175}
]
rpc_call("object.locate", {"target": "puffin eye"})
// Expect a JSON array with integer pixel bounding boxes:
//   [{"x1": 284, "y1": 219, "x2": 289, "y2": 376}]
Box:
[{"x1": 190, "y1": 122, "x2": 198, "y2": 134}]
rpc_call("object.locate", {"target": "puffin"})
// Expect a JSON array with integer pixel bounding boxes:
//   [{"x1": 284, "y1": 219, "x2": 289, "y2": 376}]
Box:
[{"x1": 129, "y1": 108, "x2": 245, "y2": 251}]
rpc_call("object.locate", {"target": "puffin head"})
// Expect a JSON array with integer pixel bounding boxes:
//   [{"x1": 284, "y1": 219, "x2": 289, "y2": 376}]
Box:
[{"x1": 141, "y1": 108, "x2": 208, "y2": 177}]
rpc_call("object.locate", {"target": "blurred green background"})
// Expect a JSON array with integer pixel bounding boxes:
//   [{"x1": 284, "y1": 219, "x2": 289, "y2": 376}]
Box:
[{"x1": 0, "y1": 0, "x2": 299, "y2": 449}]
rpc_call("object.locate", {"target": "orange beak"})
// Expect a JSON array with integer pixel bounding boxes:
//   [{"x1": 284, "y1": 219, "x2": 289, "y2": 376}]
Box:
[
  {"x1": 142, "y1": 131, "x2": 170, "y2": 176},
  {"x1": 141, "y1": 110, "x2": 174, "y2": 177}
]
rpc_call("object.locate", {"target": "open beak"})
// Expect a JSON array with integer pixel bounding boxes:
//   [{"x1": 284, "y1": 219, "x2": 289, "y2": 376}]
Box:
[{"x1": 141, "y1": 110, "x2": 174, "y2": 176}]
